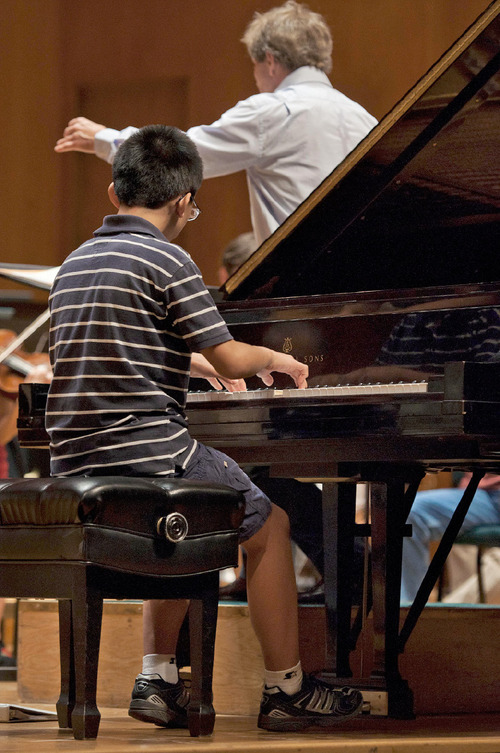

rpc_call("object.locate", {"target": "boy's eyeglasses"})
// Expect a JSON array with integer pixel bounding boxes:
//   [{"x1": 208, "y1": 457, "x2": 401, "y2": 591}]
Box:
[
  {"x1": 178, "y1": 193, "x2": 201, "y2": 221},
  {"x1": 188, "y1": 198, "x2": 201, "y2": 221}
]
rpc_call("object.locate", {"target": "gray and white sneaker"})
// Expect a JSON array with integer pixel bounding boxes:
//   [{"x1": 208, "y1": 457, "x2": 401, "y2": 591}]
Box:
[
  {"x1": 258, "y1": 673, "x2": 363, "y2": 731},
  {"x1": 128, "y1": 673, "x2": 189, "y2": 728}
]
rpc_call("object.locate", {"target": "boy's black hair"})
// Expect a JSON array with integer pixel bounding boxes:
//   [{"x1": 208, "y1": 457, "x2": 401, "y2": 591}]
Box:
[{"x1": 112, "y1": 124, "x2": 203, "y2": 209}]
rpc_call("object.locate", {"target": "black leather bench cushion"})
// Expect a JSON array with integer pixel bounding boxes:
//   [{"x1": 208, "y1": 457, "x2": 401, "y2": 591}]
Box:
[
  {"x1": 0, "y1": 477, "x2": 244, "y2": 532},
  {"x1": 0, "y1": 477, "x2": 245, "y2": 576}
]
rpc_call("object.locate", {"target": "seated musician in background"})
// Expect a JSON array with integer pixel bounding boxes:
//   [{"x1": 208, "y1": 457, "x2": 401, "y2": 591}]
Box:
[
  {"x1": 324, "y1": 307, "x2": 500, "y2": 603},
  {"x1": 54, "y1": 0, "x2": 377, "y2": 246},
  {"x1": 217, "y1": 232, "x2": 259, "y2": 286},
  {"x1": 0, "y1": 336, "x2": 52, "y2": 665},
  {"x1": 401, "y1": 472, "x2": 500, "y2": 603},
  {"x1": 216, "y1": 234, "x2": 366, "y2": 603},
  {"x1": 0, "y1": 329, "x2": 53, "y2": 476},
  {"x1": 46, "y1": 125, "x2": 363, "y2": 731},
  {"x1": 374, "y1": 309, "x2": 500, "y2": 602},
  {"x1": 0, "y1": 389, "x2": 17, "y2": 666},
  {"x1": 218, "y1": 231, "x2": 326, "y2": 600}
]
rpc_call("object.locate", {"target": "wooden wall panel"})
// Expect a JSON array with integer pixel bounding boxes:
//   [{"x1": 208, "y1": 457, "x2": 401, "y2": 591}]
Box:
[
  {"x1": 0, "y1": 0, "x2": 62, "y2": 299},
  {"x1": 73, "y1": 76, "x2": 191, "y2": 247},
  {"x1": 0, "y1": 0, "x2": 492, "y2": 289}
]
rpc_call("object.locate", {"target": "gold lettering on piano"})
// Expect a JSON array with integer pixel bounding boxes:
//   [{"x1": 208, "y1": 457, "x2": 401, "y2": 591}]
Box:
[
  {"x1": 282, "y1": 337, "x2": 324, "y2": 363},
  {"x1": 304, "y1": 354, "x2": 324, "y2": 364}
]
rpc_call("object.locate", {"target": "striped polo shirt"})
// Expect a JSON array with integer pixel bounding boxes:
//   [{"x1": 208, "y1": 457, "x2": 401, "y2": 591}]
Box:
[{"x1": 46, "y1": 214, "x2": 233, "y2": 477}]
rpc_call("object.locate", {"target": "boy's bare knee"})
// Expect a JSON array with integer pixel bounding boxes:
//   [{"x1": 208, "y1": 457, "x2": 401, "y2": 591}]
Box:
[{"x1": 244, "y1": 503, "x2": 290, "y2": 554}]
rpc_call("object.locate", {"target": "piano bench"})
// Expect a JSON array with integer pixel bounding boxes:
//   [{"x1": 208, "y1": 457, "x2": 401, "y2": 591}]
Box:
[{"x1": 0, "y1": 476, "x2": 245, "y2": 740}]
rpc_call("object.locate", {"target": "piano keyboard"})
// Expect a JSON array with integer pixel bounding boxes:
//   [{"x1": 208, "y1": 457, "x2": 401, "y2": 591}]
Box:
[{"x1": 187, "y1": 380, "x2": 429, "y2": 404}]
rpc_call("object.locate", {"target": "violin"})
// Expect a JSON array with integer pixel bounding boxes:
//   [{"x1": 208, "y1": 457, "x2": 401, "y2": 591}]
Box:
[{"x1": 0, "y1": 329, "x2": 52, "y2": 397}]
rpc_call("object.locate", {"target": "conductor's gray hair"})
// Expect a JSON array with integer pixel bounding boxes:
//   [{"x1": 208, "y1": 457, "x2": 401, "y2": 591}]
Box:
[{"x1": 241, "y1": 1, "x2": 333, "y2": 74}]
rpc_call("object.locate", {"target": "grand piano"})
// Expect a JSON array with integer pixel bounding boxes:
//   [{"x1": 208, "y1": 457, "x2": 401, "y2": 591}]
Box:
[{"x1": 16, "y1": 0, "x2": 500, "y2": 719}]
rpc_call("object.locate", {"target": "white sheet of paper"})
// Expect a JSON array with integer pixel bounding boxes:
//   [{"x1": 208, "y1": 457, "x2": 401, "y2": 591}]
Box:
[{"x1": 0, "y1": 266, "x2": 60, "y2": 291}]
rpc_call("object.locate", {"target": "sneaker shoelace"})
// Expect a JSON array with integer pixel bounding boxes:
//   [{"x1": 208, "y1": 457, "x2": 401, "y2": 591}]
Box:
[{"x1": 297, "y1": 680, "x2": 348, "y2": 714}]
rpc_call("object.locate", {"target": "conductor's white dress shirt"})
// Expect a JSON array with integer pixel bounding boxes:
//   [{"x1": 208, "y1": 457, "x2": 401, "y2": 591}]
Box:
[{"x1": 95, "y1": 67, "x2": 377, "y2": 244}]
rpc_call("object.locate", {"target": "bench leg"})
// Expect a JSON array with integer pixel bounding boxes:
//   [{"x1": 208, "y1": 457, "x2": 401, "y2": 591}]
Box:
[
  {"x1": 69, "y1": 583, "x2": 103, "y2": 739},
  {"x1": 56, "y1": 600, "x2": 74, "y2": 728},
  {"x1": 186, "y1": 573, "x2": 219, "y2": 736}
]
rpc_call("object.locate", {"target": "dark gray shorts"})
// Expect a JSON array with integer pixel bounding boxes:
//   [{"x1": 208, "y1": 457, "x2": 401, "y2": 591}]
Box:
[{"x1": 182, "y1": 442, "x2": 272, "y2": 542}]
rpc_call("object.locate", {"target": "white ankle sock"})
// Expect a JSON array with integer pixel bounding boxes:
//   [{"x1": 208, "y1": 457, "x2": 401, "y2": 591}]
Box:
[
  {"x1": 264, "y1": 661, "x2": 303, "y2": 695},
  {"x1": 142, "y1": 653, "x2": 178, "y2": 684}
]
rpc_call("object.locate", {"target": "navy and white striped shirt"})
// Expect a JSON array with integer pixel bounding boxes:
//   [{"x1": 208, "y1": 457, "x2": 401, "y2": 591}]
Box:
[{"x1": 46, "y1": 214, "x2": 232, "y2": 477}]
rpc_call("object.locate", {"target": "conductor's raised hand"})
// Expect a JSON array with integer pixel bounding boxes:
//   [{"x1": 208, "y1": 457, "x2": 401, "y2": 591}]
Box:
[{"x1": 54, "y1": 117, "x2": 106, "y2": 154}]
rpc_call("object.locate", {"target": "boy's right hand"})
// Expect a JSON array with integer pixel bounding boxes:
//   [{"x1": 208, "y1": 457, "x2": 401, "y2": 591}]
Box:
[
  {"x1": 257, "y1": 351, "x2": 308, "y2": 389},
  {"x1": 54, "y1": 117, "x2": 106, "y2": 154},
  {"x1": 201, "y1": 341, "x2": 308, "y2": 390}
]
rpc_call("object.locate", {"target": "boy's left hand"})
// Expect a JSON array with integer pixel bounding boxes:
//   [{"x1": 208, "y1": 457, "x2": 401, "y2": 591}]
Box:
[{"x1": 191, "y1": 353, "x2": 247, "y2": 392}]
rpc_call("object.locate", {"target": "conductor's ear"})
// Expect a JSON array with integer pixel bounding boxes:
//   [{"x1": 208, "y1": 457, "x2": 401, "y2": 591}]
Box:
[{"x1": 108, "y1": 182, "x2": 120, "y2": 209}]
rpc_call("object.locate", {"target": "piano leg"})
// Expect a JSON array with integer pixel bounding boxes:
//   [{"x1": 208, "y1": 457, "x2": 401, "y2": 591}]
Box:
[
  {"x1": 370, "y1": 479, "x2": 414, "y2": 719},
  {"x1": 321, "y1": 480, "x2": 357, "y2": 679}
]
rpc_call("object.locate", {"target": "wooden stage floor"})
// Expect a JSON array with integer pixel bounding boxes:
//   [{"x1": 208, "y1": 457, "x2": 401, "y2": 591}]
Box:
[{"x1": 1, "y1": 682, "x2": 499, "y2": 753}]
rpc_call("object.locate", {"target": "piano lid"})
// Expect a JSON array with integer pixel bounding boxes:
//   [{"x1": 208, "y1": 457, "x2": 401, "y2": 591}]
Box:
[{"x1": 223, "y1": 0, "x2": 500, "y2": 302}]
